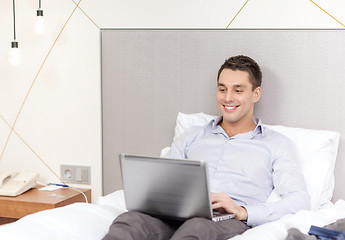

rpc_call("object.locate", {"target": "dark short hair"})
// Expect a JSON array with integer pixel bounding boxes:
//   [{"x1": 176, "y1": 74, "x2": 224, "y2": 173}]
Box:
[{"x1": 217, "y1": 55, "x2": 262, "y2": 90}]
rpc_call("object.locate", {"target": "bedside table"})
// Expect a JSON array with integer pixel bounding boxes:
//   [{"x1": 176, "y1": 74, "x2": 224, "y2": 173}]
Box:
[{"x1": 0, "y1": 185, "x2": 91, "y2": 225}]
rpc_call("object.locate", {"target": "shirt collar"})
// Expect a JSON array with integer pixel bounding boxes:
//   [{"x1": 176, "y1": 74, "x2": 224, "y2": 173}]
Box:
[
  {"x1": 253, "y1": 117, "x2": 265, "y2": 137},
  {"x1": 210, "y1": 116, "x2": 223, "y2": 134},
  {"x1": 210, "y1": 116, "x2": 264, "y2": 138}
]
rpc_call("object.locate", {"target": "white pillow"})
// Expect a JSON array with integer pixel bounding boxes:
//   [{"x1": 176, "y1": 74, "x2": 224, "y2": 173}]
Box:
[
  {"x1": 173, "y1": 112, "x2": 217, "y2": 141},
  {"x1": 168, "y1": 112, "x2": 340, "y2": 210}
]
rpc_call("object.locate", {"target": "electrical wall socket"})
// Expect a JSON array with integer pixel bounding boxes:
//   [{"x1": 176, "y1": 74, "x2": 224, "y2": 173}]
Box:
[{"x1": 60, "y1": 165, "x2": 91, "y2": 184}]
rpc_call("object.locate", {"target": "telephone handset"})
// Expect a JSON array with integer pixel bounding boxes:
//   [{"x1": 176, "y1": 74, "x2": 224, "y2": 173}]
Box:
[{"x1": 0, "y1": 171, "x2": 38, "y2": 197}]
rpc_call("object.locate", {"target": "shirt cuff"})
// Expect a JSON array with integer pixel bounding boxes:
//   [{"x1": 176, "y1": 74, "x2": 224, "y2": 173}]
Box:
[{"x1": 244, "y1": 204, "x2": 267, "y2": 226}]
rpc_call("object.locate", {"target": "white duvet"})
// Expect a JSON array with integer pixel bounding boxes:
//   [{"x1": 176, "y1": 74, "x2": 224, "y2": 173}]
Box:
[{"x1": 0, "y1": 190, "x2": 344, "y2": 240}]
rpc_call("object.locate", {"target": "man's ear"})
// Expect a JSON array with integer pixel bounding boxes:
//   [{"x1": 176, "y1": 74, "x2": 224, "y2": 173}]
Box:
[{"x1": 253, "y1": 87, "x2": 261, "y2": 103}]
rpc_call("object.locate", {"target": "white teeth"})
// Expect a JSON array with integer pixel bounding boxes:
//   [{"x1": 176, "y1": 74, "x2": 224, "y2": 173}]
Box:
[{"x1": 225, "y1": 106, "x2": 236, "y2": 110}]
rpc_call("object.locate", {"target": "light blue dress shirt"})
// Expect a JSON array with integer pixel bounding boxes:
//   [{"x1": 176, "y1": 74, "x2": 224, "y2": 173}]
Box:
[{"x1": 167, "y1": 117, "x2": 310, "y2": 226}]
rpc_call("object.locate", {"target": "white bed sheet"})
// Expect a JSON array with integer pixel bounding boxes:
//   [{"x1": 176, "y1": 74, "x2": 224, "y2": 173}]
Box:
[
  {"x1": 0, "y1": 191, "x2": 126, "y2": 240},
  {"x1": 0, "y1": 190, "x2": 344, "y2": 240}
]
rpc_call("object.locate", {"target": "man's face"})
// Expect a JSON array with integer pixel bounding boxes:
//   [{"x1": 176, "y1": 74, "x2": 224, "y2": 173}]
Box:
[{"x1": 216, "y1": 69, "x2": 261, "y2": 126}]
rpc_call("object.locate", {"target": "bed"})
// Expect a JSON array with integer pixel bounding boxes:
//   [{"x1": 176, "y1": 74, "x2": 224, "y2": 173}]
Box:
[
  {"x1": 0, "y1": 193, "x2": 344, "y2": 240},
  {"x1": 0, "y1": 112, "x2": 344, "y2": 239},
  {"x1": 1, "y1": 29, "x2": 345, "y2": 239}
]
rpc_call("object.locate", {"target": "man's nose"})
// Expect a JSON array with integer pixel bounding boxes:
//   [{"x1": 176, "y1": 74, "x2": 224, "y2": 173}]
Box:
[{"x1": 224, "y1": 92, "x2": 234, "y2": 102}]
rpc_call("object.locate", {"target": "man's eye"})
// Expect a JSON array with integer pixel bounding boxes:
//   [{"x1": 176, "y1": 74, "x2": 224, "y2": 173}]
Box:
[
  {"x1": 219, "y1": 88, "x2": 226, "y2": 92},
  {"x1": 235, "y1": 89, "x2": 242, "y2": 93}
]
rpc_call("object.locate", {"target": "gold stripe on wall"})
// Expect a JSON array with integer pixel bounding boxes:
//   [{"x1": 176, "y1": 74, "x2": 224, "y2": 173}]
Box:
[
  {"x1": 226, "y1": 0, "x2": 250, "y2": 28},
  {"x1": 309, "y1": 0, "x2": 345, "y2": 28},
  {"x1": 0, "y1": 114, "x2": 66, "y2": 184},
  {"x1": 71, "y1": 0, "x2": 100, "y2": 29}
]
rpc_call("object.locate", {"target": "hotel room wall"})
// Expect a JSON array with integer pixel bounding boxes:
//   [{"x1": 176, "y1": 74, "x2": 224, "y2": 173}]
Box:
[{"x1": 0, "y1": 0, "x2": 344, "y2": 203}]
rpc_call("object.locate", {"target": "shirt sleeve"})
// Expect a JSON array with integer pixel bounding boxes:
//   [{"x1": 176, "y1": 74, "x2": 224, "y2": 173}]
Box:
[
  {"x1": 164, "y1": 132, "x2": 186, "y2": 159},
  {"x1": 245, "y1": 138, "x2": 311, "y2": 226},
  {"x1": 165, "y1": 126, "x2": 202, "y2": 159}
]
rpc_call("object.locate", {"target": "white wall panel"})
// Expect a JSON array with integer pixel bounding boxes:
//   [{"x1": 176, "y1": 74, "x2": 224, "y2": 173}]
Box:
[
  {"x1": 230, "y1": 0, "x2": 342, "y2": 28},
  {"x1": 80, "y1": 0, "x2": 246, "y2": 28}
]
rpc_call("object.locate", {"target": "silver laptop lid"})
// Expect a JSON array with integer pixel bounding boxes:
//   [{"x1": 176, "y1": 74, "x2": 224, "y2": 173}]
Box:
[{"x1": 120, "y1": 154, "x2": 213, "y2": 220}]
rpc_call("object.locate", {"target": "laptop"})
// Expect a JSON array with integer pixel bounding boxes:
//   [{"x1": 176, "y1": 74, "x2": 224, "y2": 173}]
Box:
[{"x1": 120, "y1": 154, "x2": 235, "y2": 222}]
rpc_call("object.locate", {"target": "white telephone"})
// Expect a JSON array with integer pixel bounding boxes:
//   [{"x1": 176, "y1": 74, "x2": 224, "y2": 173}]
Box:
[{"x1": 0, "y1": 171, "x2": 38, "y2": 197}]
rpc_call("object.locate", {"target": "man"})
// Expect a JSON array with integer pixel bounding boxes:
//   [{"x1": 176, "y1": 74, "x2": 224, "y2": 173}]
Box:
[{"x1": 103, "y1": 55, "x2": 310, "y2": 240}]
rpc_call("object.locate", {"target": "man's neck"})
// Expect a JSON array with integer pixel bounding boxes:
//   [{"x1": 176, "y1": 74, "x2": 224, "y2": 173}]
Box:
[{"x1": 220, "y1": 119, "x2": 257, "y2": 138}]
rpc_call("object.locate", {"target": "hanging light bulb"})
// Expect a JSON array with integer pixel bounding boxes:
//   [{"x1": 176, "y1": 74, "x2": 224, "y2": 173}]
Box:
[
  {"x1": 34, "y1": 0, "x2": 44, "y2": 34},
  {"x1": 7, "y1": 42, "x2": 22, "y2": 66},
  {"x1": 7, "y1": 0, "x2": 22, "y2": 66}
]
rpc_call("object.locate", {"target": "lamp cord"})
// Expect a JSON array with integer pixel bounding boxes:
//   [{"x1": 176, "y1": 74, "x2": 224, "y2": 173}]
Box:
[
  {"x1": 39, "y1": 0, "x2": 42, "y2": 9},
  {"x1": 12, "y1": 0, "x2": 16, "y2": 41}
]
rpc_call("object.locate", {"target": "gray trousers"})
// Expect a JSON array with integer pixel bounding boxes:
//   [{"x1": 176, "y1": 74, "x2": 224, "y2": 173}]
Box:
[
  {"x1": 286, "y1": 218, "x2": 345, "y2": 240},
  {"x1": 102, "y1": 211, "x2": 250, "y2": 240}
]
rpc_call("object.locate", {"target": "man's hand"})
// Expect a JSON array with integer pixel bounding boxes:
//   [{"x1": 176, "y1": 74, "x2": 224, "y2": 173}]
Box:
[{"x1": 211, "y1": 193, "x2": 248, "y2": 221}]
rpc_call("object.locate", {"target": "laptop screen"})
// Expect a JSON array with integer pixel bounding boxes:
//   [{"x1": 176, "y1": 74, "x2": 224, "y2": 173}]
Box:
[{"x1": 120, "y1": 154, "x2": 213, "y2": 220}]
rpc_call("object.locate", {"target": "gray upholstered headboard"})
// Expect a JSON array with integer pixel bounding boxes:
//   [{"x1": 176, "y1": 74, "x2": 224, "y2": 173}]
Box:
[{"x1": 101, "y1": 29, "x2": 345, "y2": 202}]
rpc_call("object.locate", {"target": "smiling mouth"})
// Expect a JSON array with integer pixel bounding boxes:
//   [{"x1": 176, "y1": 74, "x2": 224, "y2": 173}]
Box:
[{"x1": 224, "y1": 105, "x2": 239, "y2": 111}]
